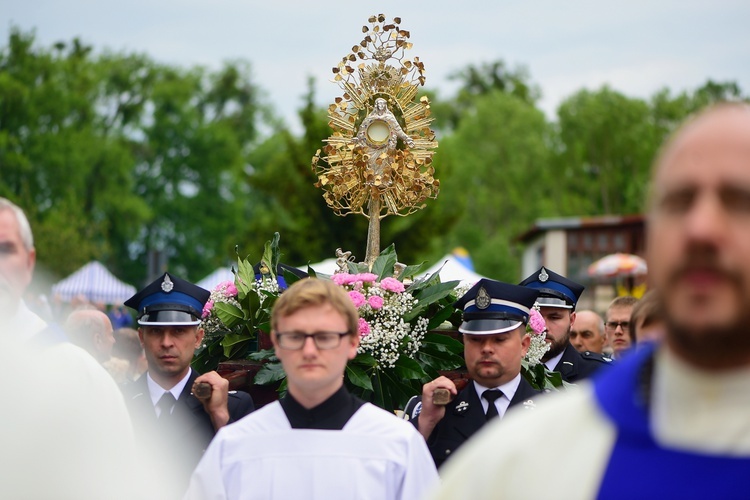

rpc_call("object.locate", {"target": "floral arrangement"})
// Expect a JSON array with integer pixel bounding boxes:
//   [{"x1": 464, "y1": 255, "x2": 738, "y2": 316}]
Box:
[
  {"x1": 524, "y1": 306, "x2": 549, "y2": 366},
  {"x1": 521, "y1": 304, "x2": 565, "y2": 390},
  {"x1": 193, "y1": 234, "x2": 465, "y2": 412},
  {"x1": 332, "y1": 272, "x2": 429, "y2": 369}
]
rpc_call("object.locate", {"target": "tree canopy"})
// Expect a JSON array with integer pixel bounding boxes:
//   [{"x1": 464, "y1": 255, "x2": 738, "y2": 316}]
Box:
[{"x1": 1, "y1": 27, "x2": 746, "y2": 289}]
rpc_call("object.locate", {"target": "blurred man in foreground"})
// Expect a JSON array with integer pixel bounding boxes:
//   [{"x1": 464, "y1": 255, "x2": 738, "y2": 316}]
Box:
[
  {"x1": 0, "y1": 197, "x2": 137, "y2": 498},
  {"x1": 431, "y1": 104, "x2": 750, "y2": 499}
]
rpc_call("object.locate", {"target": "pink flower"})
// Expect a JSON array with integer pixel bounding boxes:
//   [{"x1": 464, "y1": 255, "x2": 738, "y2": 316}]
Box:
[
  {"x1": 528, "y1": 309, "x2": 546, "y2": 334},
  {"x1": 379, "y1": 277, "x2": 405, "y2": 293},
  {"x1": 348, "y1": 290, "x2": 366, "y2": 308},
  {"x1": 356, "y1": 273, "x2": 378, "y2": 283},
  {"x1": 202, "y1": 300, "x2": 214, "y2": 319},
  {"x1": 358, "y1": 318, "x2": 371, "y2": 337},
  {"x1": 332, "y1": 273, "x2": 357, "y2": 286},
  {"x1": 368, "y1": 295, "x2": 384, "y2": 310},
  {"x1": 215, "y1": 280, "x2": 238, "y2": 297}
]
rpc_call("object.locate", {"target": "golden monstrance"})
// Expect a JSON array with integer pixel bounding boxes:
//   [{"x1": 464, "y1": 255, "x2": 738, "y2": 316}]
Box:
[{"x1": 311, "y1": 14, "x2": 439, "y2": 269}]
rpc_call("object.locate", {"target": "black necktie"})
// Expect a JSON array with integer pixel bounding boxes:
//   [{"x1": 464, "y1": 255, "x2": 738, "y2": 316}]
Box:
[
  {"x1": 157, "y1": 392, "x2": 177, "y2": 419},
  {"x1": 482, "y1": 389, "x2": 503, "y2": 421}
]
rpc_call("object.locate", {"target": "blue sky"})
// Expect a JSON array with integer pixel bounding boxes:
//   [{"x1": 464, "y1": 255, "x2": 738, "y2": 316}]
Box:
[{"x1": 3, "y1": 0, "x2": 749, "y2": 133}]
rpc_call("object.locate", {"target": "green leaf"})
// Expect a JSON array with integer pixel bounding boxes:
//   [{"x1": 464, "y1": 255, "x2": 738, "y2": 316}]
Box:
[
  {"x1": 417, "y1": 343, "x2": 465, "y2": 372},
  {"x1": 347, "y1": 260, "x2": 368, "y2": 274},
  {"x1": 259, "y1": 232, "x2": 281, "y2": 281},
  {"x1": 423, "y1": 332, "x2": 464, "y2": 351},
  {"x1": 378, "y1": 367, "x2": 421, "y2": 411},
  {"x1": 425, "y1": 305, "x2": 456, "y2": 331},
  {"x1": 222, "y1": 332, "x2": 253, "y2": 358},
  {"x1": 404, "y1": 280, "x2": 460, "y2": 321},
  {"x1": 399, "y1": 261, "x2": 430, "y2": 281},
  {"x1": 370, "y1": 244, "x2": 398, "y2": 280},
  {"x1": 345, "y1": 363, "x2": 373, "y2": 391},
  {"x1": 235, "y1": 255, "x2": 256, "y2": 296},
  {"x1": 254, "y1": 362, "x2": 287, "y2": 385},
  {"x1": 214, "y1": 302, "x2": 245, "y2": 328},
  {"x1": 394, "y1": 355, "x2": 426, "y2": 380},
  {"x1": 352, "y1": 352, "x2": 379, "y2": 367},
  {"x1": 247, "y1": 348, "x2": 276, "y2": 362}
]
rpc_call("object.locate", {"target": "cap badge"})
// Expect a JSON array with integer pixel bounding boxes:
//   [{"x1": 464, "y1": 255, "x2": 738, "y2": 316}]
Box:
[
  {"x1": 475, "y1": 286, "x2": 491, "y2": 309},
  {"x1": 161, "y1": 274, "x2": 174, "y2": 293},
  {"x1": 538, "y1": 268, "x2": 549, "y2": 282}
]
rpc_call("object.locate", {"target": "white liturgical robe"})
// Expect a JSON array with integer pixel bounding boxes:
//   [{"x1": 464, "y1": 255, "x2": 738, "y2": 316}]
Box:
[{"x1": 184, "y1": 400, "x2": 438, "y2": 500}]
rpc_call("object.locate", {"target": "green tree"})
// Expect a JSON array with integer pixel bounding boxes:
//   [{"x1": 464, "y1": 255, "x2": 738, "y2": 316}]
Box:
[
  {"x1": 0, "y1": 28, "x2": 149, "y2": 280},
  {"x1": 431, "y1": 91, "x2": 553, "y2": 280},
  {"x1": 129, "y1": 61, "x2": 262, "y2": 284},
  {"x1": 554, "y1": 86, "x2": 657, "y2": 216}
]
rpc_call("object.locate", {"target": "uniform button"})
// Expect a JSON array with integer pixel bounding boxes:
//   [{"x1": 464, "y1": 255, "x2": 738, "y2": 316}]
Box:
[{"x1": 445, "y1": 449, "x2": 451, "y2": 455}]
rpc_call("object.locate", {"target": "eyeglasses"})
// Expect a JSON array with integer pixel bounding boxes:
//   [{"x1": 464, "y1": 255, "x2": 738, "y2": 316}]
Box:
[
  {"x1": 605, "y1": 321, "x2": 630, "y2": 332},
  {"x1": 275, "y1": 331, "x2": 351, "y2": 350}
]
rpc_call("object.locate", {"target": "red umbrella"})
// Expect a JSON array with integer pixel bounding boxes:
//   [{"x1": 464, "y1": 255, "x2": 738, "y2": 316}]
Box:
[{"x1": 587, "y1": 253, "x2": 647, "y2": 278}]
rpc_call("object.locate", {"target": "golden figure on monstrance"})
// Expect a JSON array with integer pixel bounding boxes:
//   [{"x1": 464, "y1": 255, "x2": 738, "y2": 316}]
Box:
[{"x1": 311, "y1": 14, "x2": 439, "y2": 269}]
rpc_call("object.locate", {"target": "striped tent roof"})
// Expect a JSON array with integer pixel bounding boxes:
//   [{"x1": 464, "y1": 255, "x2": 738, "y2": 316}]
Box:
[{"x1": 51, "y1": 261, "x2": 137, "y2": 304}]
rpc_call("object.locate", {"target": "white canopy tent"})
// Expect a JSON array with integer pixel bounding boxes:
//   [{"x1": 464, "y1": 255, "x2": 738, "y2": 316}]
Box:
[
  {"x1": 50, "y1": 261, "x2": 137, "y2": 305},
  {"x1": 419, "y1": 255, "x2": 486, "y2": 286},
  {"x1": 304, "y1": 258, "x2": 339, "y2": 276},
  {"x1": 196, "y1": 267, "x2": 235, "y2": 291}
]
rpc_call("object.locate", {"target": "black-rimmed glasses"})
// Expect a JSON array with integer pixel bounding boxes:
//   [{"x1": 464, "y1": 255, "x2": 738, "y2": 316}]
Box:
[
  {"x1": 275, "y1": 331, "x2": 351, "y2": 350},
  {"x1": 605, "y1": 321, "x2": 630, "y2": 332}
]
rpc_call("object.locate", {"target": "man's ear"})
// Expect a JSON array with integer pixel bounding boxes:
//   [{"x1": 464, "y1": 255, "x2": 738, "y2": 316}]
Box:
[
  {"x1": 270, "y1": 331, "x2": 281, "y2": 357},
  {"x1": 347, "y1": 332, "x2": 360, "y2": 360},
  {"x1": 195, "y1": 327, "x2": 205, "y2": 348}
]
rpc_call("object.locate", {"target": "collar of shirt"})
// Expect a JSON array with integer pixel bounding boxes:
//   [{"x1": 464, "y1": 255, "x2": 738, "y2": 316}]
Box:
[
  {"x1": 474, "y1": 373, "x2": 521, "y2": 418},
  {"x1": 544, "y1": 349, "x2": 566, "y2": 372},
  {"x1": 146, "y1": 368, "x2": 192, "y2": 408},
  {"x1": 652, "y1": 346, "x2": 750, "y2": 454},
  {"x1": 280, "y1": 385, "x2": 365, "y2": 430}
]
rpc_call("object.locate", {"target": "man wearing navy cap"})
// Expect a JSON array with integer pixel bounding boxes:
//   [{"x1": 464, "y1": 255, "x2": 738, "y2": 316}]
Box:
[
  {"x1": 404, "y1": 279, "x2": 542, "y2": 468},
  {"x1": 519, "y1": 266, "x2": 610, "y2": 383},
  {"x1": 123, "y1": 272, "x2": 254, "y2": 498}
]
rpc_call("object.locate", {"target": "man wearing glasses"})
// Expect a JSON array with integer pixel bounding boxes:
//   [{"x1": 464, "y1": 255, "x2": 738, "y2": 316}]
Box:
[
  {"x1": 185, "y1": 277, "x2": 438, "y2": 499},
  {"x1": 605, "y1": 296, "x2": 637, "y2": 359}
]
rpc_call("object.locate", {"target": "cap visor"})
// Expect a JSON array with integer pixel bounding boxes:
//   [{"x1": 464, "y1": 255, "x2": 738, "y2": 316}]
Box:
[
  {"x1": 459, "y1": 319, "x2": 523, "y2": 335},
  {"x1": 535, "y1": 297, "x2": 573, "y2": 309},
  {"x1": 138, "y1": 310, "x2": 201, "y2": 326}
]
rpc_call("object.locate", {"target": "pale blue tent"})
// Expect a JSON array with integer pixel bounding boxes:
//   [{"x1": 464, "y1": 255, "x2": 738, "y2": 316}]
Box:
[{"x1": 51, "y1": 261, "x2": 136, "y2": 304}]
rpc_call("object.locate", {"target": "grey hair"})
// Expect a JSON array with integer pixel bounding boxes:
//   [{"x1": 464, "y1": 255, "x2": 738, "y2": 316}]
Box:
[{"x1": 0, "y1": 198, "x2": 34, "y2": 250}]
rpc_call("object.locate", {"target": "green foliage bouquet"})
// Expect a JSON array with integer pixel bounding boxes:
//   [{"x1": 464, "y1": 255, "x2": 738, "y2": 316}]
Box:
[{"x1": 194, "y1": 234, "x2": 465, "y2": 412}]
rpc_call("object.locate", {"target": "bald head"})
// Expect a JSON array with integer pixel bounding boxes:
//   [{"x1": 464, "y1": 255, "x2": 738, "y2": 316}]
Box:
[
  {"x1": 569, "y1": 310, "x2": 605, "y2": 354},
  {"x1": 64, "y1": 309, "x2": 115, "y2": 363},
  {"x1": 647, "y1": 103, "x2": 750, "y2": 369}
]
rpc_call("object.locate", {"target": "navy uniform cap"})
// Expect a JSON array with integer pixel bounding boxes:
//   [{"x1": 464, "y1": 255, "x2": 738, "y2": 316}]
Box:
[
  {"x1": 124, "y1": 272, "x2": 210, "y2": 326},
  {"x1": 518, "y1": 266, "x2": 584, "y2": 310},
  {"x1": 453, "y1": 279, "x2": 540, "y2": 335}
]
